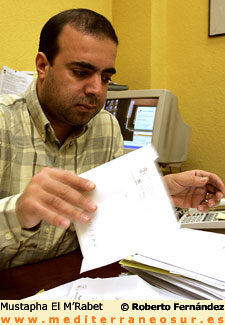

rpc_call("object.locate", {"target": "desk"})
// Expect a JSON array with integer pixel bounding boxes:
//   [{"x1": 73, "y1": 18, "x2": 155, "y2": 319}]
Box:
[{"x1": 0, "y1": 248, "x2": 124, "y2": 300}]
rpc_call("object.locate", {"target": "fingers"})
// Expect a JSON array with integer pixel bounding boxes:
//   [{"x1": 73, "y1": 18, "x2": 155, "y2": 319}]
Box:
[
  {"x1": 46, "y1": 167, "x2": 96, "y2": 192},
  {"x1": 40, "y1": 190, "x2": 95, "y2": 222},
  {"x1": 197, "y1": 189, "x2": 224, "y2": 212},
  {"x1": 197, "y1": 201, "x2": 209, "y2": 212},
  {"x1": 176, "y1": 170, "x2": 224, "y2": 191},
  {"x1": 16, "y1": 167, "x2": 97, "y2": 230},
  {"x1": 195, "y1": 170, "x2": 225, "y2": 194},
  {"x1": 38, "y1": 171, "x2": 97, "y2": 213},
  {"x1": 198, "y1": 174, "x2": 225, "y2": 209},
  {"x1": 178, "y1": 170, "x2": 225, "y2": 202}
]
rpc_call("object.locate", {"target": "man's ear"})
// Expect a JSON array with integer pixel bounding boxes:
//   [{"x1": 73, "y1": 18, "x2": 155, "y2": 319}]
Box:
[{"x1": 35, "y1": 52, "x2": 50, "y2": 81}]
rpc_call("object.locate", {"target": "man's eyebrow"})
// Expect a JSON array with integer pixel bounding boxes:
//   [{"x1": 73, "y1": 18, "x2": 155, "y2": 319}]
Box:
[{"x1": 69, "y1": 61, "x2": 116, "y2": 75}]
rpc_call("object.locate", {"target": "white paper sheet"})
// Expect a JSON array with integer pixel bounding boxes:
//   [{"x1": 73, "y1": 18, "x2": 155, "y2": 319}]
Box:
[
  {"x1": 138, "y1": 228, "x2": 225, "y2": 285},
  {"x1": 75, "y1": 145, "x2": 179, "y2": 273},
  {"x1": 25, "y1": 275, "x2": 186, "y2": 300},
  {"x1": 0, "y1": 65, "x2": 33, "y2": 95},
  {"x1": 68, "y1": 275, "x2": 186, "y2": 300}
]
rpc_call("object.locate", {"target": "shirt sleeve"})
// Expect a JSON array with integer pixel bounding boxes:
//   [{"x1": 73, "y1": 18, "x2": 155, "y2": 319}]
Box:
[
  {"x1": 0, "y1": 194, "x2": 22, "y2": 248},
  {"x1": 109, "y1": 113, "x2": 124, "y2": 160}
]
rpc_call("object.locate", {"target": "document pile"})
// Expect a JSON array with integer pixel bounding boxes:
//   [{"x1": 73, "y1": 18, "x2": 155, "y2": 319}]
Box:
[
  {"x1": 25, "y1": 275, "x2": 186, "y2": 300},
  {"x1": 75, "y1": 145, "x2": 225, "y2": 300},
  {"x1": 67, "y1": 275, "x2": 183, "y2": 300},
  {"x1": 120, "y1": 228, "x2": 225, "y2": 300}
]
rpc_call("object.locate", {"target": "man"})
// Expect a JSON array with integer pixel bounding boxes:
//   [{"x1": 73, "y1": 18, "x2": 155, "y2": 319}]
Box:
[{"x1": 0, "y1": 9, "x2": 224, "y2": 270}]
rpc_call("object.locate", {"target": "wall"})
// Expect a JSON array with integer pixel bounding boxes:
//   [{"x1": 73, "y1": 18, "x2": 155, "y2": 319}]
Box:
[
  {"x1": 113, "y1": 0, "x2": 225, "y2": 181},
  {"x1": 112, "y1": 0, "x2": 152, "y2": 89},
  {"x1": 166, "y1": 0, "x2": 225, "y2": 181},
  {"x1": 0, "y1": 0, "x2": 112, "y2": 71}
]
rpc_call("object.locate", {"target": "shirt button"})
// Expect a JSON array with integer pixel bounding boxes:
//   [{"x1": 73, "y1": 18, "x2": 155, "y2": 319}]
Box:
[
  {"x1": 5, "y1": 232, "x2": 13, "y2": 240},
  {"x1": 45, "y1": 227, "x2": 50, "y2": 234}
]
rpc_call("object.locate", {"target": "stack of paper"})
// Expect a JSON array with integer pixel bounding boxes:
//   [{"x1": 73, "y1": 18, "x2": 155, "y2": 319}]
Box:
[
  {"x1": 75, "y1": 145, "x2": 225, "y2": 300},
  {"x1": 120, "y1": 228, "x2": 225, "y2": 300}
]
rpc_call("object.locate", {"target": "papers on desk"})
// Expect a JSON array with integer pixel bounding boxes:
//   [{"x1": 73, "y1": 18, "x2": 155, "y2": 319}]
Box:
[
  {"x1": 121, "y1": 228, "x2": 225, "y2": 300},
  {"x1": 74, "y1": 144, "x2": 225, "y2": 300},
  {"x1": 25, "y1": 275, "x2": 187, "y2": 300},
  {"x1": 68, "y1": 275, "x2": 187, "y2": 300},
  {"x1": 0, "y1": 65, "x2": 33, "y2": 95}
]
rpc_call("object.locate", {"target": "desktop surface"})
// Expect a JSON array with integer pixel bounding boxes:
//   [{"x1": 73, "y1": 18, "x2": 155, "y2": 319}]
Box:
[{"x1": 0, "y1": 248, "x2": 124, "y2": 300}]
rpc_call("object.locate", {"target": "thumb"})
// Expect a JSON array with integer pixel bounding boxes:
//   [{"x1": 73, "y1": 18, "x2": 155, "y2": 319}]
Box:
[
  {"x1": 179, "y1": 175, "x2": 209, "y2": 188},
  {"x1": 192, "y1": 176, "x2": 208, "y2": 187}
]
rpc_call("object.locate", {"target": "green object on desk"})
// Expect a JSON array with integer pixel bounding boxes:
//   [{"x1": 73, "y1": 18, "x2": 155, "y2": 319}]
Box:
[
  {"x1": 36, "y1": 289, "x2": 45, "y2": 294},
  {"x1": 216, "y1": 212, "x2": 225, "y2": 220}
]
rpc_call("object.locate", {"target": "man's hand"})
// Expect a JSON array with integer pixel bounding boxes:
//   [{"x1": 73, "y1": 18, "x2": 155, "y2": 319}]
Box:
[
  {"x1": 163, "y1": 170, "x2": 225, "y2": 212},
  {"x1": 16, "y1": 167, "x2": 97, "y2": 229}
]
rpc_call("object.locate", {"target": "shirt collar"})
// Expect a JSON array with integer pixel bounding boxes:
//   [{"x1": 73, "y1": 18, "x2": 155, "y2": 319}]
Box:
[{"x1": 25, "y1": 79, "x2": 50, "y2": 142}]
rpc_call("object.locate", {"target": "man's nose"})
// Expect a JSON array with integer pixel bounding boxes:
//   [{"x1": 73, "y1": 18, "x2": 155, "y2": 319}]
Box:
[{"x1": 85, "y1": 74, "x2": 104, "y2": 98}]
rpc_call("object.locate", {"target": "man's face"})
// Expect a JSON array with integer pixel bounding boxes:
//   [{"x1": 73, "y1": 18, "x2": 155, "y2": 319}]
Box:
[{"x1": 37, "y1": 25, "x2": 117, "y2": 129}]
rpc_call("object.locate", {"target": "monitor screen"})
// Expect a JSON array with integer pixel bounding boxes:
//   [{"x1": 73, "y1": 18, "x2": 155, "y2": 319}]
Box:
[
  {"x1": 105, "y1": 97, "x2": 157, "y2": 150},
  {"x1": 105, "y1": 89, "x2": 191, "y2": 165}
]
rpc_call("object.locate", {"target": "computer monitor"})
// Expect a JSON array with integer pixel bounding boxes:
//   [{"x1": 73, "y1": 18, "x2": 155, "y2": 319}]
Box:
[{"x1": 105, "y1": 89, "x2": 191, "y2": 166}]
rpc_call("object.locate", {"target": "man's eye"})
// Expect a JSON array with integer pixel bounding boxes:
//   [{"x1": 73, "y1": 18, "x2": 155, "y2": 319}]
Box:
[
  {"x1": 72, "y1": 70, "x2": 89, "y2": 77},
  {"x1": 102, "y1": 76, "x2": 112, "y2": 83}
]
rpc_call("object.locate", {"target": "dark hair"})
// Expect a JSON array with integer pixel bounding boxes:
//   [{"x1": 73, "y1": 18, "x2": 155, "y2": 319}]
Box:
[{"x1": 38, "y1": 8, "x2": 119, "y2": 65}]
